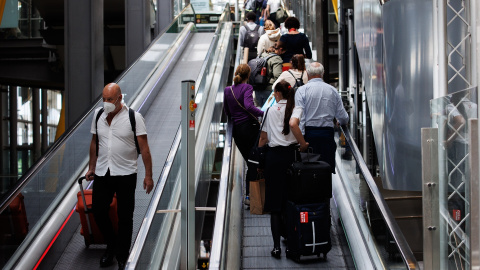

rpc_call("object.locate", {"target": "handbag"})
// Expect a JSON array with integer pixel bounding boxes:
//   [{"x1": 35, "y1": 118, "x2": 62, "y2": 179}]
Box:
[
  {"x1": 249, "y1": 174, "x2": 266, "y2": 215},
  {"x1": 276, "y1": 6, "x2": 288, "y2": 23},
  {"x1": 247, "y1": 107, "x2": 270, "y2": 169}
]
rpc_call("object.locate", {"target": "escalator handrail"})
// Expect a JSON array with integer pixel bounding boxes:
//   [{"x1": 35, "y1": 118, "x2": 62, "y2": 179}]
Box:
[
  {"x1": 193, "y1": 3, "x2": 231, "y2": 128},
  {"x1": 209, "y1": 26, "x2": 243, "y2": 269},
  {"x1": 0, "y1": 6, "x2": 197, "y2": 214},
  {"x1": 209, "y1": 121, "x2": 233, "y2": 269},
  {"x1": 3, "y1": 22, "x2": 198, "y2": 270},
  {"x1": 126, "y1": 6, "x2": 233, "y2": 268},
  {"x1": 126, "y1": 126, "x2": 181, "y2": 268},
  {"x1": 340, "y1": 125, "x2": 419, "y2": 270}
]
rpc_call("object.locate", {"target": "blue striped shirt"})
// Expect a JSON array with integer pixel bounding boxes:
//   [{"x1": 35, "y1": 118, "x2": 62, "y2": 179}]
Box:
[{"x1": 292, "y1": 78, "x2": 349, "y2": 132}]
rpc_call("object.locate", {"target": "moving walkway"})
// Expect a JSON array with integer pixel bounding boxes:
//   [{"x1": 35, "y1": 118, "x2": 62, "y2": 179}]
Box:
[{"x1": 0, "y1": 3, "x2": 420, "y2": 269}]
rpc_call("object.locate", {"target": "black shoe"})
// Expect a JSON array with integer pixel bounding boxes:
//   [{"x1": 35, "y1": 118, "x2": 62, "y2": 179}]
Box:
[
  {"x1": 271, "y1": 247, "x2": 281, "y2": 259},
  {"x1": 100, "y1": 250, "x2": 115, "y2": 267},
  {"x1": 118, "y1": 260, "x2": 126, "y2": 270}
]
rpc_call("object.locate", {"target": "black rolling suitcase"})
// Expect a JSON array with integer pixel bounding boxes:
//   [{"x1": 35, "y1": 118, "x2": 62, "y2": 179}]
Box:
[
  {"x1": 285, "y1": 200, "x2": 331, "y2": 261},
  {"x1": 287, "y1": 151, "x2": 332, "y2": 204}
]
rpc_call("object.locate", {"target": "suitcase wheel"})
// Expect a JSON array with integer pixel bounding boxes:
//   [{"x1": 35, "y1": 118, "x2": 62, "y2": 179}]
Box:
[
  {"x1": 84, "y1": 238, "x2": 90, "y2": 248},
  {"x1": 285, "y1": 250, "x2": 300, "y2": 262},
  {"x1": 323, "y1": 253, "x2": 328, "y2": 261}
]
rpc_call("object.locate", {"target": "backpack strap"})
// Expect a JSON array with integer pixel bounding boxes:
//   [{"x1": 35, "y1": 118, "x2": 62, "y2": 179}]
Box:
[
  {"x1": 95, "y1": 107, "x2": 140, "y2": 156},
  {"x1": 129, "y1": 108, "x2": 141, "y2": 155},
  {"x1": 288, "y1": 70, "x2": 304, "y2": 87},
  {"x1": 287, "y1": 70, "x2": 297, "y2": 81},
  {"x1": 95, "y1": 108, "x2": 104, "y2": 157}
]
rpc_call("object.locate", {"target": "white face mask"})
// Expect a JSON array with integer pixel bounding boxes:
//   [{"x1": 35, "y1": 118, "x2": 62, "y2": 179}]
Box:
[{"x1": 104, "y1": 96, "x2": 119, "y2": 114}]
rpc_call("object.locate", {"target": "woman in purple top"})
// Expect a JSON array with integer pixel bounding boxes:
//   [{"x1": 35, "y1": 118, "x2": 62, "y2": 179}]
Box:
[{"x1": 224, "y1": 64, "x2": 264, "y2": 202}]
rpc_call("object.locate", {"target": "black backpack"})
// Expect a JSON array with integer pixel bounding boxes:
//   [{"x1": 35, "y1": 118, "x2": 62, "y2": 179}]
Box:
[
  {"x1": 244, "y1": 24, "x2": 261, "y2": 52},
  {"x1": 248, "y1": 54, "x2": 276, "y2": 87},
  {"x1": 288, "y1": 70, "x2": 305, "y2": 91},
  {"x1": 95, "y1": 107, "x2": 140, "y2": 156}
]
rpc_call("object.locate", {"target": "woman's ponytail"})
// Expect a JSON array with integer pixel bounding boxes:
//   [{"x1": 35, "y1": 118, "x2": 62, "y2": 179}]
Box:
[
  {"x1": 233, "y1": 64, "x2": 251, "y2": 85},
  {"x1": 274, "y1": 80, "x2": 295, "y2": 135}
]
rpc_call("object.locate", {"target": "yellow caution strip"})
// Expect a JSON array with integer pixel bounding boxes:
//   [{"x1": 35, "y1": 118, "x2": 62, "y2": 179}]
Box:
[
  {"x1": 55, "y1": 96, "x2": 65, "y2": 140},
  {"x1": 331, "y1": 0, "x2": 338, "y2": 23},
  {"x1": 0, "y1": 0, "x2": 7, "y2": 26}
]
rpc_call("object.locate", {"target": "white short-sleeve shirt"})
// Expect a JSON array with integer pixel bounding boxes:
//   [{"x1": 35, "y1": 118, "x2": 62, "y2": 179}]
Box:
[
  {"x1": 267, "y1": 0, "x2": 281, "y2": 13},
  {"x1": 261, "y1": 100, "x2": 297, "y2": 147},
  {"x1": 90, "y1": 105, "x2": 147, "y2": 176}
]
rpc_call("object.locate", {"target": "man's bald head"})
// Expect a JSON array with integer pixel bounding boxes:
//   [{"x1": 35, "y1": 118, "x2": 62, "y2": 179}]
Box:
[
  {"x1": 103, "y1": 83, "x2": 121, "y2": 96},
  {"x1": 102, "y1": 83, "x2": 123, "y2": 114}
]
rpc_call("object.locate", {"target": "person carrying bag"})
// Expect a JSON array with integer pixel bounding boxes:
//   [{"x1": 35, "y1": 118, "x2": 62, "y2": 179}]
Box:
[
  {"x1": 248, "y1": 107, "x2": 270, "y2": 215},
  {"x1": 223, "y1": 64, "x2": 265, "y2": 206},
  {"x1": 257, "y1": 80, "x2": 297, "y2": 258}
]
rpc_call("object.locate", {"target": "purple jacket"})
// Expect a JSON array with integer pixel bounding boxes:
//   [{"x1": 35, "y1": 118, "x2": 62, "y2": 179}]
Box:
[{"x1": 224, "y1": 83, "x2": 264, "y2": 125}]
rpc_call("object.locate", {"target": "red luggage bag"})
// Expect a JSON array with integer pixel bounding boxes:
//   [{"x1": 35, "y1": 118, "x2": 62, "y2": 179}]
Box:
[
  {"x1": 0, "y1": 193, "x2": 29, "y2": 245},
  {"x1": 76, "y1": 176, "x2": 118, "y2": 247}
]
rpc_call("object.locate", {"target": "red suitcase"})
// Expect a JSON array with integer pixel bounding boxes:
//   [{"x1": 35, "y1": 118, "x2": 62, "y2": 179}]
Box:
[
  {"x1": 0, "y1": 193, "x2": 29, "y2": 245},
  {"x1": 76, "y1": 177, "x2": 118, "y2": 247}
]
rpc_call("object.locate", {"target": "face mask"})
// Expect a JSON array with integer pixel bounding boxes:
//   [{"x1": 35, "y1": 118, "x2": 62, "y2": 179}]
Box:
[{"x1": 103, "y1": 96, "x2": 119, "y2": 114}]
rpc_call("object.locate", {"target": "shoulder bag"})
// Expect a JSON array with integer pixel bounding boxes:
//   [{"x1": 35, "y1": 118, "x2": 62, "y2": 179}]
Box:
[{"x1": 247, "y1": 107, "x2": 270, "y2": 169}]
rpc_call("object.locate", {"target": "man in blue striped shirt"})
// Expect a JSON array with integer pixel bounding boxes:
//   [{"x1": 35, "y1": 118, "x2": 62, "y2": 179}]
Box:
[{"x1": 289, "y1": 62, "x2": 349, "y2": 173}]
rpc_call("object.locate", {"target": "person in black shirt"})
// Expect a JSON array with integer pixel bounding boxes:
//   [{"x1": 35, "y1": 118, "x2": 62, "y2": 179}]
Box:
[{"x1": 277, "y1": 17, "x2": 312, "y2": 63}]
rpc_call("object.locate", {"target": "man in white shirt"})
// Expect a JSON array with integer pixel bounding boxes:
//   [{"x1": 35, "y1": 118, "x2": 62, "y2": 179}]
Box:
[
  {"x1": 265, "y1": 0, "x2": 281, "y2": 28},
  {"x1": 85, "y1": 83, "x2": 153, "y2": 270},
  {"x1": 289, "y1": 62, "x2": 349, "y2": 172}
]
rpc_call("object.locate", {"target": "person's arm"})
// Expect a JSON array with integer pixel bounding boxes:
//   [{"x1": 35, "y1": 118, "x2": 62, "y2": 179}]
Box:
[
  {"x1": 303, "y1": 34, "x2": 312, "y2": 59},
  {"x1": 272, "y1": 71, "x2": 285, "y2": 90},
  {"x1": 302, "y1": 71, "x2": 308, "y2": 84},
  {"x1": 289, "y1": 114, "x2": 308, "y2": 151},
  {"x1": 224, "y1": 89, "x2": 231, "y2": 117},
  {"x1": 257, "y1": 35, "x2": 265, "y2": 55},
  {"x1": 85, "y1": 135, "x2": 97, "y2": 180},
  {"x1": 265, "y1": 4, "x2": 271, "y2": 18},
  {"x1": 271, "y1": 58, "x2": 283, "y2": 81},
  {"x1": 259, "y1": 26, "x2": 265, "y2": 35},
  {"x1": 244, "y1": 85, "x2": 265, "y2": 117},
  {"x1": 137, "y1": 134, "x2": 154, "y2": 194},
  {"x1": 239, "y1": 26, "x2": 245, "y2": 47},
  {"x1": 334, "y1": 91, "x2": 349, "y2": 125},
  {"x1": 258, "y1": 131, "x2": 268, "y2": 147}
]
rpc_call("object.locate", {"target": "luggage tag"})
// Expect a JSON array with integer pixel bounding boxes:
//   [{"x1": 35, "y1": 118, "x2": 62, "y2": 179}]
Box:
[{"x1": 300, "y1": 212, "x2": 308, "y2": 223}]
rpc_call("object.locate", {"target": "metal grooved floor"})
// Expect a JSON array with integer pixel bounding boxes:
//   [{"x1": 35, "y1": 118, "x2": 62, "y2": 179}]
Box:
[
  {"x1": 242, "y1": 198, "x2": 355, "y2": 270},
  {"x1": 52, "y1": 32, "x2": 214, "y2": 270}
]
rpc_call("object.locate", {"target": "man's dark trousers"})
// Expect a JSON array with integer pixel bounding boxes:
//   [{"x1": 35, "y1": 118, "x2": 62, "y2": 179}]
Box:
[
  {"x1": 93, "y1": 169, "x2": 137, "y2": 261},
  {"x1": 304, "y1": 126, "x2": 336, "y2": 173}
]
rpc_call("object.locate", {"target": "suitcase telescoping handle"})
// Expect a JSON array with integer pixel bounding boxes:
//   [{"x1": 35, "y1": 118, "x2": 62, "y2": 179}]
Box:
[
  {"x1": 78, "y1": 176, "x2": 94, "y2": 243},
  {"x1": 295, "y1": 146, "x2": 322, "y2": 163}
]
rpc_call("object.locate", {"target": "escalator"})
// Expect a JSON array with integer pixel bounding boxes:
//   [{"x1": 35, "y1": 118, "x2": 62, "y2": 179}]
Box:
[
  {"x1": 0, "y1": 4, "x2": 233, "y2": 269},
  {"x1": 1, "y1": 2, "x2": 423, "y2": 269}
]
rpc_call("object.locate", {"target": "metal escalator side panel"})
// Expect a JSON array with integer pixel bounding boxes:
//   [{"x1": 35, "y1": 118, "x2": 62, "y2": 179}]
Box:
[{"x1": 3, "y1": 23, "x2": 197, "y2": 270}]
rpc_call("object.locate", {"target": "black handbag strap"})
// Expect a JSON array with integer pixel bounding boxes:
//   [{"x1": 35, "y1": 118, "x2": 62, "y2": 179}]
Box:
[{"x1": 255, "y1": 107, "x2": 270, "y2": 146}]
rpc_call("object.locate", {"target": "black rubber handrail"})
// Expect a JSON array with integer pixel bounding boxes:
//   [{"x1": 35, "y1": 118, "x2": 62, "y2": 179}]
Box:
[
  {"x1": 0, "y1": 4, "x2": 198, "y2": 214},
  {"x1": 340, "y1": 125, "x2": 419, "y2": 270}
]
